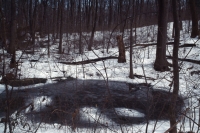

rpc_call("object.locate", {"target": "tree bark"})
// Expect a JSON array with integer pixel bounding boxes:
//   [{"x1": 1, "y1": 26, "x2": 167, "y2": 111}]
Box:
[
  {"x1": 108, "y1": 0, "x2": 113, "y2": 29},
  {"x1": 78, "y1": 0, "x2": 82, "y2": 54},
  {"x1": 9, "y1": 0, "x2": 17, "y2": 69},
  {"x1": 170, "y1": 0, "x2": 180, "y2": 133},
  {"x1": 8, "y1": 0, "x2": 17, "y2": 55},
  {"x1": 129, "y1": 0, "x2": 135, "y2": 79},
  {"x1": 117, "y1": 35, "x2": 126, "y2": 63},
  {"x1": 0, "y1": 0, "x2": 6, "y2": 75},
  {"x1": 29, "y1": 0, "x2": 38, "y2": 54},
  {"x1": 189, "y1": 0, "x2": 199, "y2": 38},
  {"x1": 154, "y1": 0, "x2": 170, "y2": 72},
  {"x1": 88, "y1": 0, "x2": 98, "y2": 51},
  {"x1": 58, "y1": 0, "x2": 64, "y2": 54}
]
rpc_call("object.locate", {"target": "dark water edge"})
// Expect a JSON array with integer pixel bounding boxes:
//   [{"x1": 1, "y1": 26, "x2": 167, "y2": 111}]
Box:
[{"x1": 0, "y1": 79, "x2": 184, "y2": 128}]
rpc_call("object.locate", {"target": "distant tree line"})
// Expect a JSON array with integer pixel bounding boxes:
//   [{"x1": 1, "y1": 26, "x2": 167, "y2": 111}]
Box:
[{"x1": 0, "y1": 0, "x2": 196, "y2": 38}]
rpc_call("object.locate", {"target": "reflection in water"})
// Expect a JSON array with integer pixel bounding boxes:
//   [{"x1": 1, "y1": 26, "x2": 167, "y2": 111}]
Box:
[{"x1": 0, "y1": 80, "x2": 184, "y2": 132}]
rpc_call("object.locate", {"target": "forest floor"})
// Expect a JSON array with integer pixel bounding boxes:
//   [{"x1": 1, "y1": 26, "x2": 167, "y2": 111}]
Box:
[{"x1": 0, "y1": 21, "x2": 200, "y2": 133}]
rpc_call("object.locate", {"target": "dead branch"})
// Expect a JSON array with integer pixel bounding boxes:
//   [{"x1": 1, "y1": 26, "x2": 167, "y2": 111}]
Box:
[
  {"x1": 59, "y1": 56, "x2": 118, "y2": 65},
  {"x1": 125, "y1": 42, "x2": 193, "y2": 49},
  {"x1": 166, "y1": 56, "x2": 200, "y2": 65},
  {"x1": 134, "y1": 74, "x2": 156, "y2": 81},
  {"x1": 164, "y1": 108, "x2": 190, "y2": 133}
]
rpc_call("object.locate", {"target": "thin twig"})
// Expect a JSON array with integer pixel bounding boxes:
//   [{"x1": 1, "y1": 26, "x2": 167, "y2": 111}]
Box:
[{"x1": 164, "y1": 108, "x2": 190, "y2": 133}]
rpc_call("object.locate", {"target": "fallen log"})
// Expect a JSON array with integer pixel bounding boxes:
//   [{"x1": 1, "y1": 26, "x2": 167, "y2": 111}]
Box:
[
  {"x1": 179, "y1": 43, "x2": 196, "y2": 48},
  {"x1": 125, "y1": 42, "x2": 182, "y2": 49},
  {"x1": 125, "y1": 42, "x2": 196, "y2": 49},
  {"x1": 166, "y1": 56, "x2": 200, "y2": 65},
  {"x1": 59, "y1": 56, "x2": 118, "y2": 65},
  {"x1": 134, "y1": 74, "x2": 156, "y2": 81},
  {"x1": 0, "y1": 78, "x2": 47, "y2": 87}
]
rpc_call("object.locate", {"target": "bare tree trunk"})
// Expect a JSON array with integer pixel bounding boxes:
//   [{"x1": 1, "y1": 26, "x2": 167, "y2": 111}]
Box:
[
  {"x1": 58, "y1": 0, "x2": 64, "y2": 54},
  {"x1": 170, "y1": 0, "x2": 180, "y2": 133},
  {"x1": 86, "y1": 0, "x2": 91, "y2": 31},
  {"x1": 8, "y1": 0, "x2": 17, "y2": 55},
  {"x1": 47, "y1": 18, "x2": 50, "y2": 57},
  {"x1": 88, "y1": 0, "x2": 98, "y2": 51},
  {"x1": 0, "y1": 0, "x2": 6, "y2": 76},
  {"x1": 52, "y1": 0, "x2": 56, "y2": 40},
  {"x1": 9, "y1": 0, "x2": 17, "y2": 69},
  {"x1": 117, "y1": 35, "x2": 126, "y2": 63},
  {"x1": 108, "y1": 0, "x2": 113, "y2": 29},
  {"x1": 78, "y1": 0, "x2": 82, "y2": 54},
  {"x1": 119, "y1": 0, "x2": 123, "y2": 33},
  {"x1": 29, "y1": 0, "x2": 38, "y2": 54},
  {"x1": 189, "y1": 0, "x2": 199, "y2": 38},
  {"x1": 129, "y1": 0, "x2": 134, "y2": 79},
  {"x1": 29, "y1": 0, "x2": 33, "y2": 44},
  {"x1": 178, "y1": 0, "x2": 183, "y2": 30},
  {"x1": 40, "y1": 0, "x2": 48, "y2": 37},
  {"x1": 56, "y1": 2, "x2": 60, "y2": 39},
  {"x1": 154, "y1": 0, "x2": 170, "y2": 72}
]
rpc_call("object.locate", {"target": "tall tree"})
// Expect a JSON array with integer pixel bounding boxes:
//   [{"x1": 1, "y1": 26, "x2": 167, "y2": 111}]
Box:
[
  {"x1": 129, "y1": 0, "x2": 135, "y2": 79},
  {"x1": 29, "y1": 0, "x2": 38, "y2": 53},
  {"x1": 9, "y1": 0, "x2": 17, "y2": 69},
  {"x1": 189, "y1": 0, "x2": 199, "y2": 38},
  {"x1": 88, "y1": 0, "x2": 98, "y2": 51},
  {"x1": 169, "y1": 0, "x2": 180, "y2": 133},
  {"x1": 86, "y1": 0, "x2": 92, "y2": 31},
  {"x1": 40, "y1": 0, "x2": 48, "y2": 37},
  {"x1": 108, "y1": 0, "x2": 113, "y2": 29},
  {"x1": 8, "y1": 0, "x2": 16, "y2": 54},
  {"x1": 0, "y1": 0, "x2": 6, "y2": 79},
  {"x1": 52, "y1": 0, "x2": 56, "y2": 40},
  {"x1": 154, "y1": 0, "x2": 171, "y2": 72},
  {"x1": 78, "y1": 0, "x2": 82, "y2": 54},
  {"x1": 58, "y1": 0, "x2": 64, "y2": 54}
]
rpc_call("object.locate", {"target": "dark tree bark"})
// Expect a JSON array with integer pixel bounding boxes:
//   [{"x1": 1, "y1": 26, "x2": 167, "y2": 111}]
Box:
[
  {"x1": 129, "y1": 0, "x2": 135, "y2": 79},
  {"x1": 52, "y1": 0, "x2": 56, "y2": 40},
  {"x1": 58, "y1": 0, "x2": 64, "y2": 54},
  {"x1": 189, "y1": 0, "x2": 199, "y2": 38},
  {"x1": 0, "y1": 0, "x2": 6, "y2": 76},
  {"x1": 108, "y1": 0, "x2": 113, "y2": 29},
  {"x1": 138, "y1": 0, "x2": 144, "y2": 26},
  {"x1": 88, "y1": 0, "x2": 98, "y2": 51},
  {"x1": 86, "y1": 0, "x2": 92, "y2": 31},
  {"x1": 56, "y1": 1, "x2": 60, "y2": 39},
  {"x1": 116, "y1": 35, "x2": 126, "y2": 63},
  {"x1": 40, "y1": 0, "x2": 48, "y2": 37},
  {"x1": 118, "y1": 0, "x2": 123, "y2": 33},
  {"x1": 169, "y1": 0, "x2": 180, "y2": 133},
  {"x1": 29, "y1": 0, "x2": 33, "y2": 47},
  {"x1": 154, "y1": 0, "x2": 170, "y2": 72},
  {"x1": 29, "y1": 0, "x2": 38, "y2": 54},
  {"x1": 8, "y1": 0, "x2": 17, "y2": 55},
  {"x1": 178, "y1": 0, "x2": 183, "y2": 30},
  {"x1": 9, "y1": 0, "x2": 17, "y2": 69},
  {"x1": 78, "y1": 0, "x2": 82, "y2": 54}
]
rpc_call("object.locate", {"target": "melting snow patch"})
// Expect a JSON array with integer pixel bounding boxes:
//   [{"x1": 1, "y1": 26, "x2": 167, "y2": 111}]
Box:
[
  {"x1": 27, "y1": 96, "x2": 52, "y2": 112},
  {"x1": 0, "y1": 84, "x2": 4, "y2": 94},
  {"x1": 115, "y1": 108, "x2": 145, "y2": 117},
  {"x1": 80, "y1": 107, "x2": 114, "y2": 126}
]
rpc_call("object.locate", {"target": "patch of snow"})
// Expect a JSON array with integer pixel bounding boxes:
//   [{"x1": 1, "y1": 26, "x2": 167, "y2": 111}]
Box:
[{"x1": 114, "y1": 108, "x2": 145, "y2": 117}]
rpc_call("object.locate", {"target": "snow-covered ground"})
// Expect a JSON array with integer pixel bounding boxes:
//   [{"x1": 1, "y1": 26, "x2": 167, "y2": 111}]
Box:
[{"x1": 0, "y1": 21, "x2": 200, "y2": 133}]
